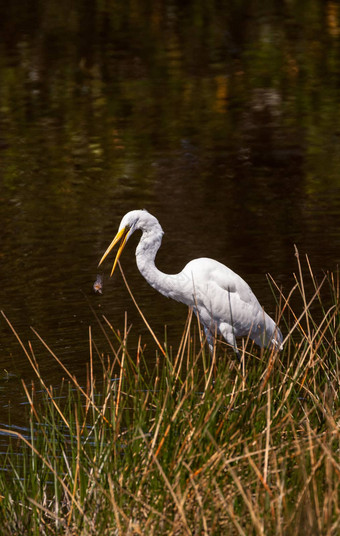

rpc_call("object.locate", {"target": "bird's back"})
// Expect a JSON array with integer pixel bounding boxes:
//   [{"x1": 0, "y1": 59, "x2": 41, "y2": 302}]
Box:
[
  {"x1": 182, "y1": 257, "x2": 258, "y2": 308},
  {"x1": 181, "y1": 258, "x2": 282, "y2": 348}
]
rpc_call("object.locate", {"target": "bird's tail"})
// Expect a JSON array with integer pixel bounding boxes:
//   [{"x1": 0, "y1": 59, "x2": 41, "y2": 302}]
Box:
[
  {"x1": 270, "y1": 327, "x2": 283, "y2": 351},
  {"x1": 252, "y1": 311, "x2": 283, "y2": 351}
]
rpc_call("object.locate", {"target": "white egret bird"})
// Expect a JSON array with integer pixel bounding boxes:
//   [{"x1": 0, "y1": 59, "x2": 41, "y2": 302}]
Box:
[{"x1": 98, "y1": 210, "x2": 283, "y2": 355}]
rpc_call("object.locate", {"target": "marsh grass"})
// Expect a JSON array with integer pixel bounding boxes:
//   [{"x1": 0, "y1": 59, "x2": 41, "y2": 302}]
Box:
[{"x1": 0, "y1": 256, "x2": 339, "y2": 535}]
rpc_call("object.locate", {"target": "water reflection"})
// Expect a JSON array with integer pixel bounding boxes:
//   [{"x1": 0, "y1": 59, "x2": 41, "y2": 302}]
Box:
[{"x1": 0, "y1": 0, "x2": 339, "y2": 428}]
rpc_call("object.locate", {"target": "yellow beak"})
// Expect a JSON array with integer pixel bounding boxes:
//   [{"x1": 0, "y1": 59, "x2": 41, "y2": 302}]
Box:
[{"x1": 98, "y1": 227, "x2": 129, "y2": 276}]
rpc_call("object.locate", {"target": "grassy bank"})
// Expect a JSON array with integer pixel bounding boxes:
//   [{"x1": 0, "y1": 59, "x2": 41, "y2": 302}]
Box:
[{"x1": 0, "y1": 260, "x2": 339, "y2": 535}]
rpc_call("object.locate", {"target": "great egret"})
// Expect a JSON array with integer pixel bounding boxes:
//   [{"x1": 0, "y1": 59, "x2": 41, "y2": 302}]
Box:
[{"x1": 98, "y1": 209, "x2": 283, "y2": 355}]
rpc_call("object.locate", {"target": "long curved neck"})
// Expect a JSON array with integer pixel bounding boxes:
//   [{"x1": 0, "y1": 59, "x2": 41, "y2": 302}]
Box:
[{"x1": 135, "y1": 224, "x2": 175, "y2": 299}]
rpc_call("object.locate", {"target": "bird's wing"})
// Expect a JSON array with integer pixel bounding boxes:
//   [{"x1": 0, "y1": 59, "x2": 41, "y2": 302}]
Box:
[
  {"x1": 185, "y1": 258, "x2": 257, "y2": 304},
  {"x1": 212, "y1": 263, "x2": 258, "y2": 305},
  {"x1": 183, "y1": 258, "x2": 262, "y2": 334},
  {"x1": 181, "y1": 259, "x2": 280, "y2": 347}
]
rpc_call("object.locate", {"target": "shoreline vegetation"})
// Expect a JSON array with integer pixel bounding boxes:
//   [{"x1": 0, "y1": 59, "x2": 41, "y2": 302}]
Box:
[{"x1": 0, "y1": 256, "x2": 339, "y2": 535}]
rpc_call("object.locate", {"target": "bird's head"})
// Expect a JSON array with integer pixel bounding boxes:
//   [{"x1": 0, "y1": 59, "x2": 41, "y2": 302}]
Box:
[{"x1": 98, "y1": 209, "x2": 159, "y2": 276}]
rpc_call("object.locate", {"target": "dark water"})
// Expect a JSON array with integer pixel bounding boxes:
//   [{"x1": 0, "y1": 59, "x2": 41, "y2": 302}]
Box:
[{"x1": 0, "y1": 1, "x2": 339, "y2": 429}]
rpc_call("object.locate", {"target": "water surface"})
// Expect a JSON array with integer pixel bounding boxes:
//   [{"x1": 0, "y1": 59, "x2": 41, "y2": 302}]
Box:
[{"x1": 0, "y1": 0, "x2": 339, "y2": 428}]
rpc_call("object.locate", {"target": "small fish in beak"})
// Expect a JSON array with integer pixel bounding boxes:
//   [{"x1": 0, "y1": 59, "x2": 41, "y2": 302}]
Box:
[{"x1": 93, "y1": 274, "x2": 103, "y2": 294}]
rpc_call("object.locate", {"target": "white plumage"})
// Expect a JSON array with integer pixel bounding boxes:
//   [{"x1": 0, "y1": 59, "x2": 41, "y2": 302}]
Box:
[{"x1": 99, "y1": 209, "x2": 283, "y2": 355}]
